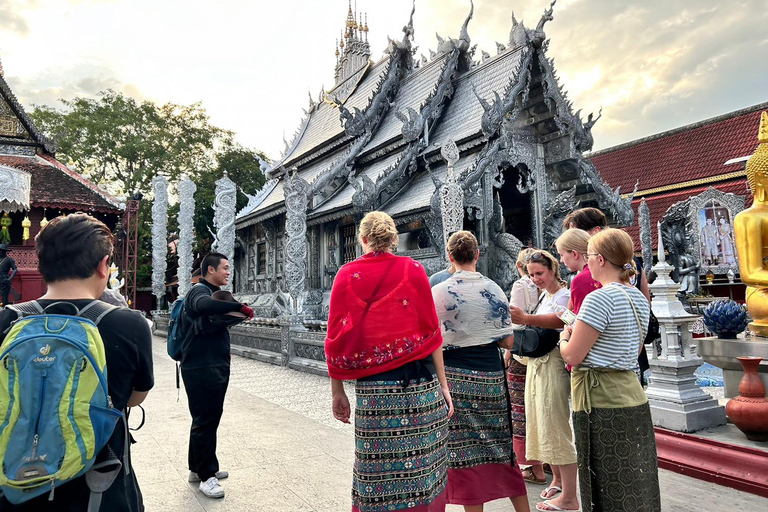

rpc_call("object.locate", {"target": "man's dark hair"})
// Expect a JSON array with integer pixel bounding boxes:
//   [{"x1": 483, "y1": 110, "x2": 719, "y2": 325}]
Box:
[
  {"x1": 201, "y1": 252, "x2": 228, "y2": 277},
  {"x1": 35, "y1": 213, "x2": 114, "y2": 283},
  {"x1": 562, "y1": 207, "x2": 608, "y2": 232}
]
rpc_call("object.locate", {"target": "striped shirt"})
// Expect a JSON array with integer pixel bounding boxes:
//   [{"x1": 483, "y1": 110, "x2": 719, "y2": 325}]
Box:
[{"x1": 576, "y1": 282, "x2": 650, "y2": 370}]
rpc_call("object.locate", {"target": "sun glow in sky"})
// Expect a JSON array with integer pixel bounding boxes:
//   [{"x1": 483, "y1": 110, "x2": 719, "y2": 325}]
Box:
[{"x1": 1, "y1": 0, "x2": 766, "y2": 161}]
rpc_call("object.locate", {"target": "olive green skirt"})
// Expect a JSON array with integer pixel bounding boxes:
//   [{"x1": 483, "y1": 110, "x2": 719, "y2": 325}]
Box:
[{"x1": 571, "y1": 367, "x2": 661, "y2": 512}]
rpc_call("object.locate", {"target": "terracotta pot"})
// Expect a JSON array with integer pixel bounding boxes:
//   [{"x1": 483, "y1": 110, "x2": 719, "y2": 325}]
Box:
[{"x1": 726, "y1": 357, "x2": 768, "y2": 442}]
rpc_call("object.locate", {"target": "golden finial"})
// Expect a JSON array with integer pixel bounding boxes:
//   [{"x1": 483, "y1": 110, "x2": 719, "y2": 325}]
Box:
[{"x1": 745, "y1": 111, "x2": 768, "y2": 193}]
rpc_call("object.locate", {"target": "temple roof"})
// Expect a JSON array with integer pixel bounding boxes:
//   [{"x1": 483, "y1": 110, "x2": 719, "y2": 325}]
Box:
[
  {"x1": 0, "y1": 154, "x2": 123, "y2": 213},
  {"x1": 0, "y1": 68, "x2": 122, "y2": 214},
  {"x1": 238, "y1": 41, "x2": 527, "y2": 224},
  {"x1": 591, "y1": 103, "x2": 767, "y2": 197}
]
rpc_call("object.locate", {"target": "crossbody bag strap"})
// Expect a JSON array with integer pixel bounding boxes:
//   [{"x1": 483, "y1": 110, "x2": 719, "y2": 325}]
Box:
[{"x1": 615, "y1": 285, "x2": 644, "y2": 346}]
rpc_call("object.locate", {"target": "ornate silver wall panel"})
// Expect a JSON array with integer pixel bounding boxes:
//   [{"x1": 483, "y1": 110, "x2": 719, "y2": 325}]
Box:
[
  {"x1": 284, "y1": 170, "x2": 310, "y2": 307},
  {"x1": 213, "y1": 173, "x2": 237, "y2": 291},
  {"x1": 178, "y1": 177, "x2": 197, "y2": 296},
  {"x1": 0, "y1": 165, "x2": 30, "y2": 213},
  {"x1": 151, "y1": 175, "x2": 168, "y2": 306}
]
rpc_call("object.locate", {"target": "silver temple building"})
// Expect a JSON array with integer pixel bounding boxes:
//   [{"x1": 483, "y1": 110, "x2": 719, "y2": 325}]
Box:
[{"x1": 233, "y1": 1, "x2": 634, "y2": 325}]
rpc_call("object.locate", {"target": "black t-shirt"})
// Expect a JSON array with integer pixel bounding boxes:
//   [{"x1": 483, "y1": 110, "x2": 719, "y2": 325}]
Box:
[
  {"x1": 180, "y1": 281, "x2": 236, "y2": 370},
  {"x1": 0, "y1": 300, "x2": 154, "y2": 512}
]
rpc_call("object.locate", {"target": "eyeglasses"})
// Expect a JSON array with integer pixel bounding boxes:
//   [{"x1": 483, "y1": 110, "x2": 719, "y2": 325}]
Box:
[
  {"x1": 524, "y1": 251, "x2": 544, "y2": 262},
  {"x1": 586, "y1": 253, "x2": 601, "y2": 259}
]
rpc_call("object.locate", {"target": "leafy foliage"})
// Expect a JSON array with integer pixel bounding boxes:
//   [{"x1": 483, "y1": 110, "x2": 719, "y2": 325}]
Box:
[{"x1": 30, "y1": 90, "x2": 268, "y2": 288}]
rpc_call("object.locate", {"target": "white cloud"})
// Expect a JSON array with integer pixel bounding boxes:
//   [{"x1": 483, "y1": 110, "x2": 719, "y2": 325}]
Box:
[{"x1": 0, "y1": 0, "x2": 765, "y2": 159}]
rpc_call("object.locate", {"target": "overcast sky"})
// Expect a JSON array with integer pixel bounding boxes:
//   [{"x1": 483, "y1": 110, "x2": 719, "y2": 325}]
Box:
[{"x1": 1, "y1": 0, "x2": 766, "y2": 161}]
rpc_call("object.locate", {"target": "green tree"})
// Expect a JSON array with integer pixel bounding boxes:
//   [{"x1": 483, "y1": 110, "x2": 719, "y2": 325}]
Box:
[
  {"x1": 30, "y1": 91, "x2": 267, "y2": 288},
  {"x1": 30, "y1": 89, "x2": 231, "y2": 196}
]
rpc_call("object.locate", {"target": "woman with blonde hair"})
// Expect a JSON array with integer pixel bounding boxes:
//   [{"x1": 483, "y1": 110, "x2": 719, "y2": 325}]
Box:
[
  {"x1": 504, "y1": 248, "x2": 545, "y2": 484},
  {"x1": 560, "y1": 229, "x2": 660, "y2": 511},
  {"x1": 556, "y1": 228, "x2": 600, "y2": 314},
  {"x1": 509, "y1": 251, "x2": 578, "y2": 512},
  {"x1": 432, "y1": 231, "x2": 529, "y2": 512},
  {"x1": 325, "y1": 211, "x2": 454, "y2": 512}
]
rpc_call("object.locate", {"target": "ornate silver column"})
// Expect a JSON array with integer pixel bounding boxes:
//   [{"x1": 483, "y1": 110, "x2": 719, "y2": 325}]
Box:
[
  {"x1": 645, "y1": 222, "x2": 726, "y2": 432},
  {"x1": 639, "y1": 198, "x2": 653, "y2": 275},
  {"x1": 213, "y1": 172, "x2": 236, "y2": 291},
  {"x1": 151, "y1": 175, "x2": 168, "y2": 307},
  {"x1": 283, "y1": 168, "x2": 309, "y2": 311},
  {"x1": 440, "y1": 139, "x2": 463, "y2": 258},
  {"x1": 178, "y1": 177, "x2": 197, "y2": 296}
]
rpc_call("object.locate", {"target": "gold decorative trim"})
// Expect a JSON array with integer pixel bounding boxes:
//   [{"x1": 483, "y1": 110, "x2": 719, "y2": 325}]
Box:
[{"x1": 622, "y1": 169, "x2": 747, "y2": 199}]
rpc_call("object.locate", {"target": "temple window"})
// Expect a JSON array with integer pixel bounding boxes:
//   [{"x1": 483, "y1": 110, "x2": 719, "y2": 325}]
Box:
[
  {"x1": 257, "y1": 243, "x2": 266, "y2": 275},
  {"x1": 342, "y1": 224, "x2": 356, "y2": 264}
]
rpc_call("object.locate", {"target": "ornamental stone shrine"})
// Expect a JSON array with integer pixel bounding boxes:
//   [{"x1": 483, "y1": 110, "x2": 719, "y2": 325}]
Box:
[{"x1": 219, "y1": 1, "x2": 635, "y2": 373}]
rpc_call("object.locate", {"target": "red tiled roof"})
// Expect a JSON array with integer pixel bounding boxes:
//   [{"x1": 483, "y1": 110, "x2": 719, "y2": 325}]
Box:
[
  {"x1": 591, "y1": 104, "x2": 766, "y2": 195},
  {"x1": 624, "y1": 179, "x2": 752, "y2": 251},
  {"x1": 0, "y1": 154, "x2": 122, "y2": 213}
]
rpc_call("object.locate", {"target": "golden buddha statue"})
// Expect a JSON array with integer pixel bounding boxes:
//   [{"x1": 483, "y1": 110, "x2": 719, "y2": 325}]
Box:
[{"x1": 735, "y1": 111, "x2": 768, "y2": 336}]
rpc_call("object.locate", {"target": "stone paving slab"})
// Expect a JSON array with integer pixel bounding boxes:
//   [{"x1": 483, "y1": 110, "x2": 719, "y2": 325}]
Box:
[{"x1": 133, "y1": 336, "x2": 768, "y2": 511}]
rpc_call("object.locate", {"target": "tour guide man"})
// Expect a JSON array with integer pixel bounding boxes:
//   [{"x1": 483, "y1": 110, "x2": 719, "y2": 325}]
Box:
[{"x1": 180, "y1": 252, "x2": 253, "y2": 499}]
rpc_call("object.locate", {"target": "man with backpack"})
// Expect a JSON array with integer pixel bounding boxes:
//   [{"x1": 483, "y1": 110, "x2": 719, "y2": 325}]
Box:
[
  {"x1": 0, "y1": 213, "x2": 153, "y2": 511},
  {"x1": 179, "y1": 252, "x2": 253, "y2": 499}
]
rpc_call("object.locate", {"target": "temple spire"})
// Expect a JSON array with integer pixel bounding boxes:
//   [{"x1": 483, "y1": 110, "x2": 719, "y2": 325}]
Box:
[{"x1": 334, "y1": 1, "x2": 371, "y2": 86}]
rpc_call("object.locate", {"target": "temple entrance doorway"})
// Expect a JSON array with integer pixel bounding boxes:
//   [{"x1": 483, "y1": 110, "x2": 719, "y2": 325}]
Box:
[{"x1": 498, "y1": 164, "x2": 533, "y2": 247}]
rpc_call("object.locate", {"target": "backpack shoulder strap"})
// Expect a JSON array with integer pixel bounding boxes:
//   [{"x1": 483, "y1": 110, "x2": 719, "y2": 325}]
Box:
[
  {"x1": 6, "y1": 300, "x2": 44, "y2": 318},
  {"x1": 77, "y1": 300, "x2": 119, "y2": 326}
]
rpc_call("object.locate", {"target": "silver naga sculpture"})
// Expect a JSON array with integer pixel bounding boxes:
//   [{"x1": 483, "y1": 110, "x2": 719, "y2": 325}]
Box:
[
  {"x1": 151, "y1": 175, "x2": 168, "y2": 306},
  {"x1": 177, "y1": 177, "x2": 197, "y2": 296},
  {"x1": 440, "y1": 139, "x2": 463, "y2": 256},
  {"x1": 283, "y1": 168, "x2": 310, "y2": 311},
  {"x1": 212, "y1": 173, "x2": 237, "y2": 291},
  {"x1": 639, "y1": 198, "x2": 653, "y2": 276}
]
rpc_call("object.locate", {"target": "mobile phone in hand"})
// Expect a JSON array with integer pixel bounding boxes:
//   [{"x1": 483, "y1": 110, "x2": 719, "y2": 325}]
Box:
[{"x1": 560, "y1": 309, "x2": 577, "y2": 326}]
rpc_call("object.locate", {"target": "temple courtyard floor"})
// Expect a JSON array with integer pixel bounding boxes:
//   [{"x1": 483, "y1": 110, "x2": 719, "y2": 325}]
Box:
[{"x1": 133, "y1": 334, "x2": 768, "y2": 511}]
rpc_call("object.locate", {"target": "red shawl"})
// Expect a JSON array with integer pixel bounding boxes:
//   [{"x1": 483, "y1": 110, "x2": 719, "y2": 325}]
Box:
[{"x1": 324, "y1": 251, "x2": 443, "y2": 380}]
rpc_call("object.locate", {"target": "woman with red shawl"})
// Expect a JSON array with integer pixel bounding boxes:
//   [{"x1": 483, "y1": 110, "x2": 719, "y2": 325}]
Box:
[{"x1": 325, "y1": 211, "x2": 454, "y2": 512}]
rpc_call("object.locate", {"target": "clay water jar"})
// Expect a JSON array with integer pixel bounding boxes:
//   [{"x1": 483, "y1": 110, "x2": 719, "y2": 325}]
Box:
[{"x1": 726, "y1": 357, "x2": 768, "y2": 442}]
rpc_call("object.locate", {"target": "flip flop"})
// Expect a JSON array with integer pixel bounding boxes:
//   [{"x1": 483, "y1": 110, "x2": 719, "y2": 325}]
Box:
[
  {"x1": 536, "y1": 500, "x2": 580, "y2": 511},
  {"x1": 522, "y1": 467, "x2": 547, "y2": 485},
  {"x1": 540, "y1": 485, "x2": 562, "y2": 499}
]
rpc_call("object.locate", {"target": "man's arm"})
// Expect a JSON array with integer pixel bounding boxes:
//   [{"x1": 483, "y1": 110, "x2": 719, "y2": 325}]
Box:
[
  {"x1": 127, "y1": 391, "x2": 148, "y2": 407},
  {"x1": 7, "y1": 258, "x2": 16, "y2": 281}
]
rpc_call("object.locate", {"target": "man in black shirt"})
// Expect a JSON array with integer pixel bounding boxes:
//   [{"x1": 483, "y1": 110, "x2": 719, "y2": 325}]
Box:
[
  {"x1": 181, "y1": 252, "x2": 253, "y2": 499},
  {"x1": 0, "y1": 243, "x2": 17, "y2": 306},
  {"x1": 0, "y1": 214, "x2": 153, "y2": 512}
]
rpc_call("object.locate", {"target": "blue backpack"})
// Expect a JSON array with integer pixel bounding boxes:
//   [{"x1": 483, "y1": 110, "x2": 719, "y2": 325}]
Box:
[
  {"x1": 0, "y1": 300, "x2": 124, "y2": 505},
  {"x1": 167, "y1": 283, "x2": 208, "y2": 362}
]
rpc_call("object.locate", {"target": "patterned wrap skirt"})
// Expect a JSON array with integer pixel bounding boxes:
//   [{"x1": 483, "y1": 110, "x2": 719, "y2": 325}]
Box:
[
  {"x1": 571, "y1": 367, "x2": 661, "y2": 512},
  {"x1": 443, "y1": 345, "x2": 527, "y2": 505},
  {"x1": 352, "y1": 375, "x2": 449, "y2": 512},
  {"x1": 506, "y1": 357, "x2": 532, "y2": 465}
]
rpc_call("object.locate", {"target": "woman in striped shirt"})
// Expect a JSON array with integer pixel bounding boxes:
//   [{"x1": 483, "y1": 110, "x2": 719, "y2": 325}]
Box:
[{"x1": 559, "y1": 229, "x2": 661, "y2": 512}]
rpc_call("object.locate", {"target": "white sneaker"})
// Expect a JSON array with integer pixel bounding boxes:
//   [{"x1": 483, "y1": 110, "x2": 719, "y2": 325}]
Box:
[
  {"x1": 189, "y1": 470, "x2": 229, "y2": 483},
  {"x1": 199, "y1": 476, "x2": 225, "y2": 499}
]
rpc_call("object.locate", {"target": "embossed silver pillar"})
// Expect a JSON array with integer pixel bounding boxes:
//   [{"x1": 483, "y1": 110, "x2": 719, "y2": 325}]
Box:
[
  {"x1": 213, "y1": 173, "x2": 236, "y2": 291},
  {"x1": 639, "y1": 198, "x2": 653, "y2": 275},
  {"x1": 645, "y1": 222, "x2": 726, "y2": 432},
  {"x1": 440, "y1": 139, "x2": 463, "y2": 256},
  {"x1": 178, "y1": 177, "x2": 197, "y2": 297},
  {"x1": 151, "y1": 175, "x2": 168, "y2": 307},
  {"x1": 283, "y1": 169, "x2": 309, "y2": 311}
]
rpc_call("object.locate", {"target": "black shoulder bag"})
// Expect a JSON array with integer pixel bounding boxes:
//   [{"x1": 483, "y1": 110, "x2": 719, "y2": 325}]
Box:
[{"x1": 511, "y1": 294, "x2": 561, "y2": 358}]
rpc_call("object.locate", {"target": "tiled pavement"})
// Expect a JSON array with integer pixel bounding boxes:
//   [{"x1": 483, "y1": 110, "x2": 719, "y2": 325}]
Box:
[{"x1": 133, "y1": 335, "x2": 768, "y2": 511}]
